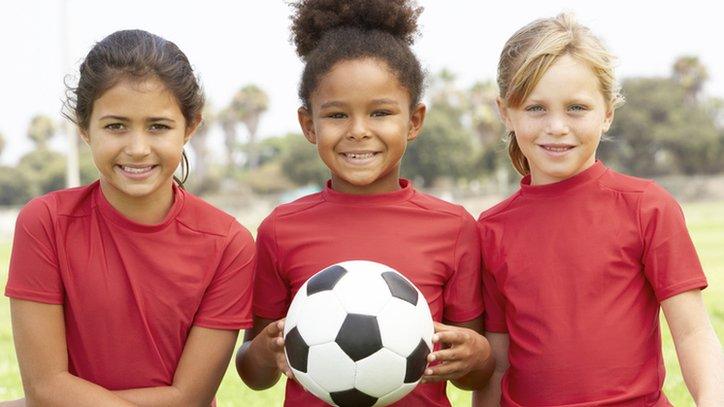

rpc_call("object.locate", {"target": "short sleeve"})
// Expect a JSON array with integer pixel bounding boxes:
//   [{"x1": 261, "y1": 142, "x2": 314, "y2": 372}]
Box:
[
  {"x1": 639, "y1": 182, "x2": 707, "y2": 302},
  {"x1": 5, "y1": 197, "x2": 64, "y2": 304},
  {"x1": 193, "y1": 222, "x2": 256, "y2": 330},
  {"x1": 478, "y1": 221, "x2": 507, "y2": 333},
  {"x1": 252, "y1": 212, "x2": 291, "y2": 320},
  {"x1": 442, "y1": 211, "x2": 484, "y2": 322}
]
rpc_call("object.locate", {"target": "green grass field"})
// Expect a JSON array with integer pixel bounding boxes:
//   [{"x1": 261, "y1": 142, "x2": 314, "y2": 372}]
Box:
[{"x1": 1, "y1": 201, "x2": 722, "y2": 406}]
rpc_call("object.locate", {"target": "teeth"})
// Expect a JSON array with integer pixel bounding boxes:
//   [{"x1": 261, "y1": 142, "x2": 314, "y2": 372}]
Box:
[
  {"x1": 122, "y1": 166, "x2": 153, "y2": 174},
  {"x1": 543, "y1": 146, "x2": 572, "y2": 152},
  {"x1": 346, "y1": 153, "x2": 375, "y2": 159}
]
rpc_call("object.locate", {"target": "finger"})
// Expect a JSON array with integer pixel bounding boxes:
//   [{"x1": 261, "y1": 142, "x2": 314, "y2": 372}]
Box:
[
  {"x1": 433, "y1": 321, "x2": 451, "y2": 332},
  {"x1": 423, "y1": 361, "x2": 467, "y2": 380},
  {"x1": 427, "y1": 348, "x2": 460, "y2": 363},
  {"x1": 433, "y1": 329, "x2": 467, "y2": 345}
]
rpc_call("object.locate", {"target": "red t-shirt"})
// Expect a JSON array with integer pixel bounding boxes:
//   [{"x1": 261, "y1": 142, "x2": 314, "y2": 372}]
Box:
[
  {"x1": 253, "y1": 179, "x2": 484, "y2": 407},
  {"x1": 6, "y1": 181, "x2": 255, "y2": 392},
  {"x1": 479, "y1": 161, "x2": 707, "y2": 406}
]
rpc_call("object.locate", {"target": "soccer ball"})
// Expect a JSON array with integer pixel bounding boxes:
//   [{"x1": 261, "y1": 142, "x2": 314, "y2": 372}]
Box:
[{"x1": 284, "y1": 260, "x2": 434, "y2": 407}]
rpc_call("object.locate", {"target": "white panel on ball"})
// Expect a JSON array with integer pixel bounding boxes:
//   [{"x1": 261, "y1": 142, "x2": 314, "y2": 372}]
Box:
[
  {"x1": 377, "y1": 299, "x2": 431, "y2": 357},
  {"x1": 354, "y1": 348, "x2": 407, "y2": 398},
  {"x1": 283, "y1": 283, "x2": 308, "y2": 335},
  {"x1": 332, "y1": 264, "x2": 392, "y2": 315},
  {"x1": 295, "y1": 291, "x2": 347, "y2": 346},
  {"x1": 374, "y1": 382, "x2": 419, "y2": 407},
  {"x1": 307, "y1": 342, "x2": 356, "y2": 392},
  {"x1": 292, "y1": 370, "x2": 334, "y2": 405}
]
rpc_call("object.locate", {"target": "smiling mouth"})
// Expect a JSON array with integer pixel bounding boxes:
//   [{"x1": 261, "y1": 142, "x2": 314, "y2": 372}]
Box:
[
  {"x1": 342, "y1": 152, "x2": 377, "y2": 159},
  {"x1": 539, "y1": 145, "x2": 575, "y2": 152},
  {"x1": 117, "y1": 165, "x2": 157, "y2": 176}
]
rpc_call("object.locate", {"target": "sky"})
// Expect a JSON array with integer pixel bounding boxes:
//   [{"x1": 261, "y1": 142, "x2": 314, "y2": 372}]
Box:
[{"x1": 1, "y1": 0, "x2": 723, "y2": 165}]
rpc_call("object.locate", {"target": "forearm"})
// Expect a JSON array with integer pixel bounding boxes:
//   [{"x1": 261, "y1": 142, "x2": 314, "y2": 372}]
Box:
[
  {"x1": 25, "y1": 372, "x2": 135, "y2": 407},
  {"x1": 473, "y1": 369, "x2": 505, "y2": 407},
  {"x1": 236, "y1": 338, "x2": 282, "y2": 390},
  {"x1": 451, "y1": 352, "x2": 495, "y2": 390},
  {"x1": 674, "y1": 326, "x2": 724, "y2": 405},
  {"x1": 113, "y1": 387, "x2": 187, "y2": 407}
]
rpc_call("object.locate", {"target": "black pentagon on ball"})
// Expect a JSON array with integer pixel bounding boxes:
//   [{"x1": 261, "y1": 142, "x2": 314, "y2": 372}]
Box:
[
  {"x1": 284, "y1": 327, "x2": 309, "y2": 373},
  {"x1": 307, "y1": 265, "x2": 348, "y2": 295},
  {"x1": 335, "y1": 314, "x2": 382, "y2": 361},
  {"x1": 381, "y1": 271, "x2": 418, "y2": 306},
  {"x1": 404, "y1": 339, "x2": 431, "y2": 383},
  {"x1": 330, "y1": 388, "x2": 378, "y2": 407}
]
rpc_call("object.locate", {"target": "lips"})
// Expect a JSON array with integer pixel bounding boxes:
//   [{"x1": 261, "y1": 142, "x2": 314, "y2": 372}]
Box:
[
  {"x1": 539, "y1": 144, "x2": 575, "y2": 153},
  {"x1": 339, "y1": 151, "x2": 379, "y2": 165},
  {"x1": 116, "y1": 164, "x2": 157, "y2": 179}
]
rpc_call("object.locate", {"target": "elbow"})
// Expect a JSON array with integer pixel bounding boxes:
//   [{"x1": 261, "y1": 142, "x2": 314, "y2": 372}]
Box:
[{"x1": 23, "y1": 372, "x2": 65, "y2": 406}]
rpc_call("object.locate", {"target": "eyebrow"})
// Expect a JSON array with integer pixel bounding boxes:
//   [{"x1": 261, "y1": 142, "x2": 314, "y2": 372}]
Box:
[
  {"x1": 319, "y1": 99, "x2": 400, "y2": 109},
  {"x1": 98, "y1": 115, "x2": 175, "y2": 122}
]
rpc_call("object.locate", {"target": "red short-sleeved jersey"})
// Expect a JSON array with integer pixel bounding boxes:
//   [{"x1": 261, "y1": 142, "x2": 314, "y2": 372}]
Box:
[
  {"x1": 479, "y1": 161, "x2": 707, "y2": 406},
  {"x1": 5, "y1": 181, "x2": 255, "y2": 391},
  {"x1": 253, "y1": 179, "x2": 483, "y2": 407}
]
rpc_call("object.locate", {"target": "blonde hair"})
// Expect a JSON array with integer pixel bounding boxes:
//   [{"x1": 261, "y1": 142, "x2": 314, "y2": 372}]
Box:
[{"x1": 497, "y1": 13, "x2": 624, "y2": 175}]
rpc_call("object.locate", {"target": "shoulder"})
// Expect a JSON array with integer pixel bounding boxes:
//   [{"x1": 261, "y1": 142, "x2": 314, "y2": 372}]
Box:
[
  {"x1": 176, "y1": 191, "x2": 250, "y2": 238},
  {"x1": 408, "y1": 190, "x2": 473, "y2": 220},
  {"x1": 597, "y1": 167, "x2": 656, "y2": 194},
  {"x1": 477, "y1": 191, "x2": 523, "y2": 223},
  {"x1": 19, "y1": 182, "x2": 97, "y2": 222},
  {"x1": 267, "y1": 192, "x2": 326, "y2": 219}
]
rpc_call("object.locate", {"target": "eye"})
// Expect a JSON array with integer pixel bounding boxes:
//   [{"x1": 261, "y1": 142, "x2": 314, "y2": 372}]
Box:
[
  {"x1": 326, "y1": 112, "x2": 347, "y2": 119},
  {"x1": 149, "y1": 123, "x2": 171, "y2": 131},
  {"x1": 371, "y1": 110, "x2": 392, "y2": 117},
  {"x1": 104, "y1": 123, "x2": 125, "y2": 131},
  {"x1": 569, "y1": 104, "x2": 588, "y2": 112},
  {"x1": 525, "y1": 105, "x2": 544, "y2": 112}
]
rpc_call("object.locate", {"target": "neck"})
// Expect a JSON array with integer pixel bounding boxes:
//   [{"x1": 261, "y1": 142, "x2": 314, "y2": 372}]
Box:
[
  {"x1": 331, "y1": 170, "x2": 402, "y2": 195},
  {"x1": 99, "y1": 179, "x2": 175, "y2": 224}
]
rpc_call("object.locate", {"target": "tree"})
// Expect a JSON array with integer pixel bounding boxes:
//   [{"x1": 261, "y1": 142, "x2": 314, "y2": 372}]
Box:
[
  {"x1": 672, "y1": 56, "x2": 708, "y2": 105},
  {"x1": 230, "y1": 84, "x2": 269, "y2": 170},
  {"x1": 280, "y1": 133, "x2": 328, "y2": 187},
  {"x1": 27, "y1": 114, "x2": 56, "y2": 148},
  {"x1": 0, "y1": 131, "x2": 5, "y2": 157},
  {"x1": 189, "y1": 105, "x2": 214, "y2": 183},
  {"x1": 218, "y1": 106, "x2": 238, "y2": 169},
  {"x1": 602, "y1": 76, "x2": 722, "y2": 176}
]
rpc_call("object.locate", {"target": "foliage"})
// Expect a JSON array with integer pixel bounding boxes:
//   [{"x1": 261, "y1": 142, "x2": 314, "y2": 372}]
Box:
[
  {"x1": 601, "y1": 77, "x2": 724, "y2": 176},
  {"x1": 279, "y1": 133, "x2": 329, "y2": 187},
  {"x1": 0, "y1": 166, "x2": 33, "y2": 205}
]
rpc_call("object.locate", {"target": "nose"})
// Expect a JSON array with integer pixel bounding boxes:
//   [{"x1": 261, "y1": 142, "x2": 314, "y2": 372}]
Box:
[
  {"x1": 124, "y1": 131, "x2": 152, "y2": 157},
  {"x1": 347, "y1": 117, "x2": 371, "y2": 141},
  {"x1": 546, "y1": 113, "x2": 570, "y2": 137}
]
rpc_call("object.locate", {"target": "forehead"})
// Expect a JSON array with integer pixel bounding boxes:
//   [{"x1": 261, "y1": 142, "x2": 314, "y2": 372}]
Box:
[
  {"x1": 91, "y1": 77, "x2": 182, "y2": 118},
  {"x1": 312, "y1": 58, "x2": 410, "y2": 105},
  {"x1": 529, "y1": 54, "x2": 603, "y2": 100}
]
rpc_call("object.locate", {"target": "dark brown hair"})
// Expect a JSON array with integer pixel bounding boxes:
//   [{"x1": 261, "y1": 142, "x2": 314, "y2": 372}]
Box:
[
  {"x1": 64, "y1": 29, "x2": 204, "y2": 185},
  {"x1": 290, "y1": 0, "x2": 425, "y2": 109}
]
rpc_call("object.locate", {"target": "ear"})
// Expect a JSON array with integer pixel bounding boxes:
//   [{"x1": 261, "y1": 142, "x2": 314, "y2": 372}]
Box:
[
  {"x1": 406, "y1": 103, "x2": 427, "y2": 141},
  {"x1": 496, "y1": 97, "x2": 514, "y2": 132},
  {"x1": 298, "y1": 106, "x2": 317, "y2": 144},
  {"x1": 184, "y1": 113, "x2": 202, "y2": 143},
  {"x1": 602, "y1": 106, "x2": 615, "y2": 133}
]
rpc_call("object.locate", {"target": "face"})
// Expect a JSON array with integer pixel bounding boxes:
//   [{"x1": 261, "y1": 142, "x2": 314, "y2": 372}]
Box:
[
  {"x1": 298, "y1": 58, "x2": 425, "y2": 195},
  {"x1": 81, "y1": 77, "x2": 196, "y2": 209},
  {"x1": 499, "y1": 54, "x2": 614, "y2": 185}
]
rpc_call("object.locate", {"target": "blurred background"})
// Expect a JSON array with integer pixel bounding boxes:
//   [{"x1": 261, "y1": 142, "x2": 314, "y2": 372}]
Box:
[{"x1": 1, "y1": 1, "x2": 723, "y2": 405}]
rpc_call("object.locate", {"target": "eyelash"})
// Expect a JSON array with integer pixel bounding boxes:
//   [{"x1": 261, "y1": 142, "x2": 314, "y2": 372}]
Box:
[
  {"x1": 524, "y1": 105, "x2": 589, "y2": 112},
  {"x1": 103, "y1": 123, "x2": 171, "y2": 131}
]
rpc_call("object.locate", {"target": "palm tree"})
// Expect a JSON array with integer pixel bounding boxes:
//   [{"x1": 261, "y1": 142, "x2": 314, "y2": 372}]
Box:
[
  {"x1": 219, "y1": 106, "x2": 238, "y2": 169},
  {"x1": 189, "y1": 105, "x2": 214, "y2": 182},
  {"x1": 230, "y1": 84, "x2": 269, "y2": 169},
  {"x1": 28, "y1": 115, "x2": 56, "y2": 149},
  {"x1": 672, "y1": 56, "x2": 708, "y2": 105}
]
